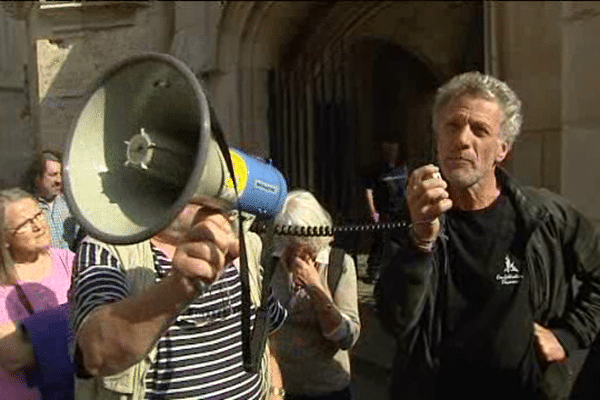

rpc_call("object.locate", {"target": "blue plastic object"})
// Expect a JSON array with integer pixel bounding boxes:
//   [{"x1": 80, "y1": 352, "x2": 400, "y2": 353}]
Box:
[{"x1": 227, "y1": 148, "x2": 288, "y2": 218}]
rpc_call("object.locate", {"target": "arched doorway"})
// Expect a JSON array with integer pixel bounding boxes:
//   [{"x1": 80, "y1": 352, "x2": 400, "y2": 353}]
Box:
[{"x1": 267, "y1": 37, "x2": 442, "y2": 216}]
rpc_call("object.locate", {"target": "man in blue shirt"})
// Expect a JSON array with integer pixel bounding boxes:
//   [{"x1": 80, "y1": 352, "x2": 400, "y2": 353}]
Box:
[
  {"x1": 23, "y1": 150, "x2": 81, "y2": 251},
  {"x1": 363, "y1": 141, "x2": 408, "y2": 283}
]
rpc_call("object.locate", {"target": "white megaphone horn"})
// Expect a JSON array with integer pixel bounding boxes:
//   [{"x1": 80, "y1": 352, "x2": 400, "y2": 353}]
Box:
[{"x1": 63, "y1": 53, "x2": 288, "y2": 245}]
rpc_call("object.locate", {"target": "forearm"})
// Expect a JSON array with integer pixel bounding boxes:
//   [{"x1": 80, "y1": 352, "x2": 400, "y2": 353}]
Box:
[
  {"x1": 365, "y1": 189, "x2": 377, "y2": 215},
  {"x1": 305, "y1": 284, "x2": 345, "y2": 338},
  {"x1": 268, "y1": 342, "x2": 285, "y2": 399},
  {"x1": 77, "y1": 270, "x2": 201, "y2": 376},
  {"x1": 375, "y1": 234, "x2": 434, "y2": 336},
  {"x1": 0, "y1": 322, "x2": 35, "y2": 372},
  {"x1": 552, "y1": 196, "x2": 600, "y2": 350}
]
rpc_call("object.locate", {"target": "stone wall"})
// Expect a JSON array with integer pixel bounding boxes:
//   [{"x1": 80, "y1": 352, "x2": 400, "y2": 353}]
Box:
[
  {"x1": 29, "y1": 1, "x2": 175, "y2": 152},
  {"x1": 14, "y1": 0, "x2": 600, "y2": 226},
  {"x1": 0, "y1": 6, "x2": 33, "y2": 188},
  {"x1": 492, "y1": 1, "x2": 600, "y2": 224},
  {"x1": 491, "y1": 1, "x2": 563, "y2": 195},
  {"x1": 561, "y1": 1, "x2": 600, "y2": 223}
]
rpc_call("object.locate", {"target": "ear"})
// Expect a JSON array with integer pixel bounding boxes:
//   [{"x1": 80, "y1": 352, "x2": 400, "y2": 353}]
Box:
[{"x1": 496, "y1": 140, "x2": 511, "y2": 164}]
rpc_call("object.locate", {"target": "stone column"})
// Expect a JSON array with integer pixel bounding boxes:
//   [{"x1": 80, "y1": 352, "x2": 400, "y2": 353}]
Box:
[
  {"x1": 491, "y1": 1, "x2": 562, "y2": 195},
  {"x1": 561, "y1": 1, "x2": 600, "y2": 224}
]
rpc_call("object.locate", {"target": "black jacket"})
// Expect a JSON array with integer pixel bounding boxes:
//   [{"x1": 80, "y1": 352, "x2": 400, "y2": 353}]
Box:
[{"x1": 375, "y1": 169, "x2": 600, "y2": 399}]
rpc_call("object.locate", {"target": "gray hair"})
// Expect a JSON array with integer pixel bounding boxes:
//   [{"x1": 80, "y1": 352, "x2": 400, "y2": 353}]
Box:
[
  {"x1": 273, "y1": 190, "x2": 333, "y2": 257},
  {"x1": 0, "y1": 188, "x2": 36, "y2": 284},
  {"x1": 432, "y1": 71, "x2": 523, "y2": 144}
]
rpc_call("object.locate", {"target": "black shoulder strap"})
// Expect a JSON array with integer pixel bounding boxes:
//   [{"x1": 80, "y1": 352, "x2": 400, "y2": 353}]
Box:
[
  {"x1": 14, "y1": 284, "x2": 35, "y2": 315},
  {"x1": 206, "y1": 99, "x2": 254, "y2": 372},
  {"x1": 247, "y1": 219, "x2": 278, "y2": 373},
  {"x1": 327, "y1": 247, "x2": 345, "y2": 295}
]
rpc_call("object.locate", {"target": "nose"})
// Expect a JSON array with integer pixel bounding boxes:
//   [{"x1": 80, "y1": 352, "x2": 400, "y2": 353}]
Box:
[
  {"x1": 31, "y1": 216, "x2": 44, "y2": 231},
  {"x1": 454, "y1": 123, "x2": 472, "y2": 148}
]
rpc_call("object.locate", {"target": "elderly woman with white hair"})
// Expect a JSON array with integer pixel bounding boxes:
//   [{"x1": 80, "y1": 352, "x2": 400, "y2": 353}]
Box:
[{"x1": 271, "y1": 190, "x2": 360, "y2": 400}]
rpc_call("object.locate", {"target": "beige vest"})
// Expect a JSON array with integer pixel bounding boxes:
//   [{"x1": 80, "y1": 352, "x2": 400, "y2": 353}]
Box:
[{"x1": 74, "y1": 229, "x2": 271, "y2": 400}]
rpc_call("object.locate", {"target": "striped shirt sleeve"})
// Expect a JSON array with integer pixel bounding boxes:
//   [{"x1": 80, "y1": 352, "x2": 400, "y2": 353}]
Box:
[
  {"x1": 266, "y1": 287, "x2": 287, "y2": 333},
  {"x1": 70, "y1": 239, "x2": 131, "y2": 340}
]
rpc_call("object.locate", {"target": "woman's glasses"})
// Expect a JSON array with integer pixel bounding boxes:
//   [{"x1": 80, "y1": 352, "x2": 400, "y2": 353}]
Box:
[{"x1": 7, "y1": 211, "x2": 45, "y2": 235}]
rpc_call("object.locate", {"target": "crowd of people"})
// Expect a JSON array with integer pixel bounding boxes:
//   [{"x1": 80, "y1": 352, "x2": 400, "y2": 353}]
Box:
[
  {"x1": 0, "y1": 151, "x2": 361, "y2": 399},
  {"x1": 2, "y1": 69, "x2": 600, "y2": 400}
]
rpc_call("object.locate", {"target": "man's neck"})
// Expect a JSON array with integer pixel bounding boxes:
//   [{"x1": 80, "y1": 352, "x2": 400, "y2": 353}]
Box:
[
  {"x1": 449, "y1": 176, "x2": 502, "y2": 211},
  {"x1": 36, "y1": 191, "x2": 58, "y2": 203}
]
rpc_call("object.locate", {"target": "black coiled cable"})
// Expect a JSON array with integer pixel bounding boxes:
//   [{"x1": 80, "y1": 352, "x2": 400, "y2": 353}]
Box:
[{"x1": 250, "y1": 220, "x2": 411, "y2": 237}]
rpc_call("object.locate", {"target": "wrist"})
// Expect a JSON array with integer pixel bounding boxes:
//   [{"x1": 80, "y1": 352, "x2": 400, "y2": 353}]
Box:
[
  {"x1": 306, "y1": 285, "x2": 335, "y2": 310},
  {"x1": 305, "y1": 283, "x2": 327, "y2": 297},
  {"x1": 408, "y1": 226, "x2": 436, "y2": 253},
  {"x1": 170, "y1": 270, "x2": 209, "y2": 300}
]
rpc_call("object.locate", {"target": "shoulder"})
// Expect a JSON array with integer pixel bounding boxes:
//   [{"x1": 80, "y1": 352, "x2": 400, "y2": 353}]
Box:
[
  {"x1": 362, "y1": 164, "x2": 381, "y2": 182},
  {"x1": 0, "y1": 284, "x2": 11, "y2": 300},
  {"x1": 520, "y1": 186, "x2": 581, "y2": 222},
  {"x1": 501, "y1": 169, "x2": 579, "y2": 222},
  {"x1": 244, "y1": 230, "x2": 264, "y2": 271},
  {"x1": 343, "y1": 253, "x2": 356, "y2": 270},
  {"x1": 50, "y1": 247, "x2": 75, "y2": 263},
  {"x1": 326, "y1": 248, "x2": 356, "y2": 280},
  {"x1": 245, "y1": 231, "x2": 263, "y2": 250},
  {"x1": 49, "y1": 247, "x2": 75, "y2": 274},
  {"x1": 50, "y1": 194, "x2": 68, "y2": 209},
  {"x1": 78, "y1": 236, "x2": 118, "y2": 262},
  {"x1": 516, "y1": 186, "x2": 600, "y2": 252}
]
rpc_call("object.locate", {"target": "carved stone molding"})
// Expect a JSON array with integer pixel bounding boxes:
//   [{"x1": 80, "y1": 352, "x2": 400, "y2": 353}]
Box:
[{"x1": 1, "y1": 1, "x2": 37, "y2": 20}]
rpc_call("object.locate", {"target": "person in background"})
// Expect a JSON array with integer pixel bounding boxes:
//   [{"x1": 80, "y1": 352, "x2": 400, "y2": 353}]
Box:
[
  {"x1": 0, "y1": 188, "x2": 75, "y2": 399},
  {"x1": 271, "y1": 190, "x2": 360, "y2": 400},
  {"x1": 363, "y1": 141, "x2": 408, "y2": 283},
  {"x1": 22, "y1": 150, "x2": 82, "y2": 252}
]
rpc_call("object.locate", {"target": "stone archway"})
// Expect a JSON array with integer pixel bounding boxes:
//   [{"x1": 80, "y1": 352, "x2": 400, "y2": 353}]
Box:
[
  {"x1": 212, "y1": 0, "x2": 483, "y2": 234},
  {"x1": 351, "y1": 37, "x2": 443, "y2": 173}
]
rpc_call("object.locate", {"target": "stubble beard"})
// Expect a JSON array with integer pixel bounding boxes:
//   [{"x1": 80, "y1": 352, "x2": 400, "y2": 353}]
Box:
[{"x1": 443, "y1": 166, "x2": 483, "y2": 190}]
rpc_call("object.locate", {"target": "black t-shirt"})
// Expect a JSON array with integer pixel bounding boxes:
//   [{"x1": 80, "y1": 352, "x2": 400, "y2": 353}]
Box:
[
  {"x1": 363, "y1": 162, "x2": 407, "y2": 215},
  {"x1": 436, "y1": 193, "x2": 541, "y2": 398}
]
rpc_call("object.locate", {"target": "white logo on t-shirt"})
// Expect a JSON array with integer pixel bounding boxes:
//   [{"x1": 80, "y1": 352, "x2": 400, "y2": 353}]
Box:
[{"x1": 495, "y1": 255, "x2": 523, "y2": 285}]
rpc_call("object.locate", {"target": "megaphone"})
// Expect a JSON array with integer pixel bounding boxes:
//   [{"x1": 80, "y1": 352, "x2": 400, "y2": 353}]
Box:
[{"x1": 63, "y1": 53, "x2": 288, "y2": 245}]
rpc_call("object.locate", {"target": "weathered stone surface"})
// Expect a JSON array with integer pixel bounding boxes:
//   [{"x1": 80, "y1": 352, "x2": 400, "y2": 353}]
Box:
[{"x1": 0, "y1": 8, "x2": 33, "y2": 189}]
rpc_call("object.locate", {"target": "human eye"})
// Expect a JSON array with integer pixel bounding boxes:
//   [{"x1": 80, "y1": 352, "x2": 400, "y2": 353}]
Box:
[
  {"x1": 14, "y1": 221, "x2": 29, "y2": 234},
  {"x1": 471, "y1": 124, "x2": 489, "y2": 137},
  {"x1": 443, "y1": 121, "x2": 460, "y2": 133}
]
